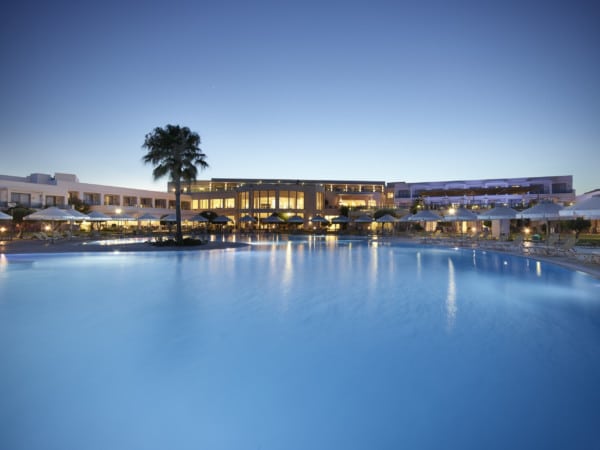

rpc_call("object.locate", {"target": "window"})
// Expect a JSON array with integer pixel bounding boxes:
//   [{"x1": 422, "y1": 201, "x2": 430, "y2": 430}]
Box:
[
  {"x1": 253, "y1": 190, "x2": 276, "y2": 209},
  {"x1": 224, "y1": 197, "x2": 235, "y2": 209},
  {"x1": 297, "y1": 192, "x2": 304, "y2": 209},
  {"x1": 210, "y1": 198, "x2": 223, "y2": 209},
  {"x1": 279, "y1": 191, "x2": 291, "y2": 209},
  {"x1": 140, "y1": 197, "x2": 153, "y2": 208},
  {"x1": 45, "y1": 196, "x2": 63, "y2": 207},
  {"x1": 181, "y1": 201, "x2": 191, "y2": 210},
  {"x1": 123, "y1": 196, "x2": 137, "y2": 207},
  {"x1": 11, "y1": 192, "x2": 31, "y2": 206},
  {"x1": 198, "y1": 199, "x2": 209, "y2": 210},
  {"x1": 104, "y1": 194, "x2": 120, "y2": 206},
  {"x1": 155, "y1": 199, "x2": 167, "y2": 208},
  {"x1": 238, "y1": 192, "x2": 249, "y2": 209},
  {"x1": 84, "y1": 193, "x2": 101, "y2": 205},
  {"x1": 552, "y1": 183, "x2": 569, "y2": 194},
  {"x1": 316, "y1": 192, "x2": 324, "y2": 210}
]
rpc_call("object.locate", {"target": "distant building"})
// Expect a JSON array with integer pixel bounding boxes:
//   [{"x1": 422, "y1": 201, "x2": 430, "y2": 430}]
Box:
[{"x1": 389, "y1": 175, "x2": 575, "y2": 209}]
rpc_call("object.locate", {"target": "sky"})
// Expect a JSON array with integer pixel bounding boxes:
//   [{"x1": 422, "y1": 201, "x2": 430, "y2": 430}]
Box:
[{"x1": 1, "y1": 0, "x2": 599, "y2": 194}]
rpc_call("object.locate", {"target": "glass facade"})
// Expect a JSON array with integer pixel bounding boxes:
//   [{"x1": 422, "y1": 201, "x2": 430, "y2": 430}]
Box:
[
  {"x1": 253, "y1": 190, "x2": 276, "y2": 209},
  {"x1": 278, "y1": 191, "x2": 304, "y2": 210}
]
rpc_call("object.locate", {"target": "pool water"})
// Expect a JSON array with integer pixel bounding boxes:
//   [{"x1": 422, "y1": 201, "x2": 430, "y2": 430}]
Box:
[{"x1": 1, "y1": 236, "x2": 599, "y2": 450}]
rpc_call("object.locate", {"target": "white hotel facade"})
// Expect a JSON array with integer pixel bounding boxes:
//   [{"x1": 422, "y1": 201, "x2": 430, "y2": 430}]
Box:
[{"x1": 0, "y1": 172, "x2": 578, "y2": 227}]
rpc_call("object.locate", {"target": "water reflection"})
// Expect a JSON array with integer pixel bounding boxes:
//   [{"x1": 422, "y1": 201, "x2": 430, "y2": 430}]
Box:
[{"x1": 446, "y1": 257, "x2": 457, "y2": 330}]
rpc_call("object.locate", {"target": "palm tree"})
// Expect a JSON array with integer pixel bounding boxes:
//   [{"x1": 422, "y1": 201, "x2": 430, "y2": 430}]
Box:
[{"x1": 142, "y1": 125, "x2": 208, "y2": 243}]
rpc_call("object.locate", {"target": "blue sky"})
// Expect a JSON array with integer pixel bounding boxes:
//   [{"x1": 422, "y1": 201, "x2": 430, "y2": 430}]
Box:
[{"x1": 1, "y1": 0, "x2": 599, "y2": 194}]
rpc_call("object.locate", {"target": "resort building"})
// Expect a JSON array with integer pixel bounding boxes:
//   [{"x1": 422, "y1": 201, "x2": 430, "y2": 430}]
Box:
[
  {"x1": 389, "y1": 175, "x2": 575, "y2": 210},
  {"x1": 175, "y1": 178, "x2": 390, "y2": 227},
  {"x1": 1, "y1": 172, "x2": 579, "y2": 230},
  {"x1": 0, "y1": 172, "x2": 185, "y2": 217}
]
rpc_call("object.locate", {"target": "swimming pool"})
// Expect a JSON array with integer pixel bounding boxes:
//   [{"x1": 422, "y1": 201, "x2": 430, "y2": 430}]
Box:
[{"x1": 1, "y1": 236, "x2": 599, "y2": 449}]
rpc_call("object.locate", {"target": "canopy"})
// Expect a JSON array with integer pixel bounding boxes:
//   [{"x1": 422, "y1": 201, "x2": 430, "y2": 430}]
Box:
[
  {"x1": 518, "y1": 201, "x2": 563, "y2": 220},
  {"x1": 443, "y1": 207, "x2": 478, "y2": 222},
  {"x1": 189, "y1": 214, "x2": 209, "y2": 223},
  {"x1": 238, "y1": 215, "x2": 257, "y2": 223},
  {"x1": 24, "y1": 207, "x2": 82, "y2": 221},
  {"x1": 406, "y1": 210, "x2": 442, "y2": 222},
  {"x1": 560, "y1": 196, "x2": 600, "y2": 219},
  {"x1": 262, "y1": 214, "x2": 284, "y2": 224},
  {"x1": 354, "y1": 215, "x2": 373, "y2": 223},
  {"x1": 137, "y1": 213, "x2": 160, "y2": 221},
  {"x1": 212, "y1": 215, "x2": 232, "y2": 224},
  {"x1": 331, "y1": 216, "x2": 350, "y2": 224},
  {"x1": 0, "y1": 211, "x2": 12, "y2": 220},
  {"x1": 310, "y1": 215, "x2": 329, "y2": 224},
  {"x1": 160, "y1": 214, "x2": 177, "y2": 222},
  {"x1": 67, "y1": 209, "x2": 89, "y2": 221},
  {"x1": 477, "y1": 206, "x2": 518, "y2": 220},
  {"x1": 375, "y1": 214, "x2": 398, "y2": 223},
  {"x1": 112, "y1": 213, "x2": 137, "y2": 221},
  {"x1": 87, "y1": 211, "x2": 112, "y2": 221},
  {"x1": 286, "y1": 215, "x2": 304, "y2": 224}
]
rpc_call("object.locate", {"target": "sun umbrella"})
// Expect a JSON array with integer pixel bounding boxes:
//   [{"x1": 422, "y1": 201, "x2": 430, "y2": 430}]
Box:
[
  {"x1": 189, "y1": 214, "x2": 209, "y2": 223},
  {"x1": 287, "y1": 215, "x2": 304, "y2": 224},
  {"x1": 518, "y1": 201, "x2": 563, "y2": 220},
  {"x1": 212, "y1": 215, "x2": 232, "y2": 224},
  {"x1": 0, "y1": 211, "x2": 12, "y2": 220},
  {"x1": 375, "y1": 214, "x2": 398, "y2": 223},
  {"x1": 238, "y1": 215, "x2": 257, "y2": 223},
  {"x1": 24, "y1": 207, "x2": 81, "y2": 221},
  {"x1": 406, "y1": 210, "x2": 442, "y2": 222},
  {"x1": 160, "y1": 214, "x2": 177, "y2": 222},
  {"x1": 354, "y1": 215, "x2": 373, "y2": 223},
  {"x1": 310, "y1": 215, "x2": 329, "y2": 224},
  {"x1": 87, "y1": 211, "x2": 112, "y2": 221},
  {"x1": 477, "y1": 206, "x2": 518, "y2": 220},
  {"x1": 477, "y1": 206, "x2": 518, "y2": 238},
  {"x1": 137, "y1": 213, "x2": 160, "y2": 222},
  {"x1": 112, "y1": 213, "x2": 137, "y2": 221},
  {"x1": 262, "y1": 214, "x2": 285, "y2": 224},
  {"x1": 443, "y1": 207, "x2": 478, "y2": 222},
  {"x1": 518, "y1": 201, "x2": 564, "y2": 236},
  {"x1": 560, "y1": 196, "x2": 600, "y2": 219},
  {"x1": 66, "y1": 209, "x2": 89, "y2": 221},
  {"x1": 331, "y1": 216, "x2": 350, "y2": 224}
]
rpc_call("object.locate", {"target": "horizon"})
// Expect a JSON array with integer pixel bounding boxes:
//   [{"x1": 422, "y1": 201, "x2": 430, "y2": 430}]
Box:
[{"x1": 1, "y1": 1, "x2": 598, "y2": 194}]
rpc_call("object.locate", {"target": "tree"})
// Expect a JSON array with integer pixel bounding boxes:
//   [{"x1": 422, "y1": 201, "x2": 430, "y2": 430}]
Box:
[{"x1": 142, "y1": 125, "x2": 208, "y2": 243}]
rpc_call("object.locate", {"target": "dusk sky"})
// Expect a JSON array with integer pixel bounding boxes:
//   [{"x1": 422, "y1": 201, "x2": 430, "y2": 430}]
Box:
[{"x1": 1, "y1": 0, "x2": 599, "y2": 194}]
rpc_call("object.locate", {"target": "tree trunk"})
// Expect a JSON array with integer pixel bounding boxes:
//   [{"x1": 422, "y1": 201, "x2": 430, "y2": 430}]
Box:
[{"x1": 175, "y1": 178, "x2": 183, "y2": 243}]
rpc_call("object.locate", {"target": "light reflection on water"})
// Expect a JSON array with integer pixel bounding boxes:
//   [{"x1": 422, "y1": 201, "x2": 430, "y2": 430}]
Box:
[{"x1": 1, "y1": 237, "x2": 599, "y2": 450}]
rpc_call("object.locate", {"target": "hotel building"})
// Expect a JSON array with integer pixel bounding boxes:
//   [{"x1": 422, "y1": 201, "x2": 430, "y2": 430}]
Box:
[
  {"x1": 389, "y1": 175, "x2": 575, "y2": 210},
  {"x1": 1, "y1": 172, "x2": 576, "y2": 228}
]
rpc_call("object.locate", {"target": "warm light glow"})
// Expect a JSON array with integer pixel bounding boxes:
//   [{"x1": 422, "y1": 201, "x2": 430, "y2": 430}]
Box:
[
  {"x1": 0, "y1": 227, "x2": 5, "y2": 233},
  {"x1": 448, "y1": 207, "x2": 456, "y2": 215},
  {"x1": 524, "y1": 227, "x2": 530, "y2": 234},
  {"x1": 471, "y1": 227, "x2": 477, "y2": 233},
  {"x1": 115, "y1": 208, "x2": 122, "y2": 215},
  {"x1": 45, "y1": 225, "x2": 51, "y2": 231}
]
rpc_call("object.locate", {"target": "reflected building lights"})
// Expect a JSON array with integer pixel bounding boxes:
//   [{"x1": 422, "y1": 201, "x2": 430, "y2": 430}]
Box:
[
  {"x1": 536, "y1": 261, "x2": 542, "y2": 277},
  {"x1": 447, "y1": 258, "x2": 457, "y2": 330}
]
